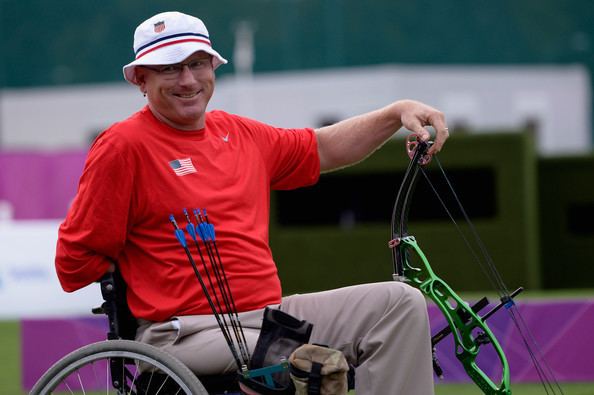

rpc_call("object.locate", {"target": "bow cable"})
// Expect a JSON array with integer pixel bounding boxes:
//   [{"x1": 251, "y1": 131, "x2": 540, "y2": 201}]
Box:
[{"x1": 412, "y1": 142, "x2": 565, "y2": 395}]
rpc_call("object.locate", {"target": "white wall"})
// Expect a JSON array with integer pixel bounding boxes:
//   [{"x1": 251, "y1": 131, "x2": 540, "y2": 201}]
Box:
[
  {"x1": 1, "y1": 64, "x2": 591, "y2": 155},
  {"x1": 0, "y1": 220, "x2": 99, "y2": 318}
]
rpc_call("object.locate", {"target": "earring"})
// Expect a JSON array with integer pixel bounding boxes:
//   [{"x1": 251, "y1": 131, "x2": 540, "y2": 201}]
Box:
[{"x1": 143, "y1": 92, "x2": 147, "y2": 97}]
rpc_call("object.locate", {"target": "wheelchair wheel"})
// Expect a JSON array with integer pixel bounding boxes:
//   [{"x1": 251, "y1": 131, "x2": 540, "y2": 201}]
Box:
[{"x1": 30, "y1": 339, "x2": 208, "y2": 394}]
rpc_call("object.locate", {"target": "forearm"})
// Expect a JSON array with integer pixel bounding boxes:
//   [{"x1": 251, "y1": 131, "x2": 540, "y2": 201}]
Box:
[
  {"x1": 55, "y1": 235, "x2": 112, "y2": 292},
  {"x1": 315, "y1": 102, "x2": 403, "y2": 172},
  {"x1": 314, "y1": 100, "x2": 448, "y2": 172},
  {"x1": 55, "y1": 199, "x2": 128, "y2": 292}
]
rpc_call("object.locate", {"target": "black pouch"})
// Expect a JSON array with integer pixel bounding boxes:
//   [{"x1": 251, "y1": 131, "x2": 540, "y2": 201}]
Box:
[{"x1": 238, "y1": 307, "x2": 313, "y2": 394}]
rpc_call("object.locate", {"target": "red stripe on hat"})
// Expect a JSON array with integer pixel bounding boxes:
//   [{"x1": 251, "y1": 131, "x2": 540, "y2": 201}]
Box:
[{"x1": 136, "y1": 38, "x2": 212, "y2": 59}]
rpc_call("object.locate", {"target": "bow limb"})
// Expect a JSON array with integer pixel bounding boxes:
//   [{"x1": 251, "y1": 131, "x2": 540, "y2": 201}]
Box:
[{"x1": 390, "y1": 135, "x2": 511, "y2": 395}]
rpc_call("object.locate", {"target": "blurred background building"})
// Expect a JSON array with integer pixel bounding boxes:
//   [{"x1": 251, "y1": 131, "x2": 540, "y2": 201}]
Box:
[{"x1": 1, "y1": 1, "x2": 593, "y2": 152}]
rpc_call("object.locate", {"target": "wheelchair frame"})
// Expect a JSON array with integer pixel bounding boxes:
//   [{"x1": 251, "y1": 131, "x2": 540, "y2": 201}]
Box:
[{"x1": 30, "y1": 269, "x2": 241, "y2": 395}]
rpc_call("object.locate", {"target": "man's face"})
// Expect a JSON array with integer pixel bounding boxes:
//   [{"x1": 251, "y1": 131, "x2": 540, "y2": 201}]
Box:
[{"x1": 136, "y1": 51, "x2": 215, "y2": 130}]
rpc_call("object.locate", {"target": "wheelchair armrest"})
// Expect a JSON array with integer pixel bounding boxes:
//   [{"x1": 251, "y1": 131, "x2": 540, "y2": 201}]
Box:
[
  {"x1": 92, "y1": 267, "x2": 139, "y2": 341},
  {"x1": 99, "y1": 272, "x2": 116, "y2": 302},
  {"x1": 91, "y1": 305, "x2": 106, "y2": 315},
  {"x1": 95, "y1": 271, "x2": 119, "y2": 340}
]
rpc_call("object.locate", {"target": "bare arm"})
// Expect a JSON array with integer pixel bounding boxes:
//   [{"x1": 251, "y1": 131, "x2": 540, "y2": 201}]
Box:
[{"x1": 315, "y1": 100, "x2": 449, "y2": 172}]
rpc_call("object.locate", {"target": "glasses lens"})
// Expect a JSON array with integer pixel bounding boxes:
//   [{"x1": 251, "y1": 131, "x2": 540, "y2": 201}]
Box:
[{"x1": 160, "y1": 65, "x2": 181, "y2": 75}]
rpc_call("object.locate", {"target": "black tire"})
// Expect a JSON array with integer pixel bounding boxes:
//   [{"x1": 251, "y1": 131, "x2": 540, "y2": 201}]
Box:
[{"x1": 30, "y1": 339, "x2": 208, "y2": 394}]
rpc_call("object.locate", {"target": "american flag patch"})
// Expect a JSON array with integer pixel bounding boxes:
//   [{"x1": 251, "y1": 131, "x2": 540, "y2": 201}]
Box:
[
  {"x1": 169, "y1": 158, "x2": 197, "y2": 176},
  {"x1": 154, "y1": 21, "x2": 165, "y2": 33}
]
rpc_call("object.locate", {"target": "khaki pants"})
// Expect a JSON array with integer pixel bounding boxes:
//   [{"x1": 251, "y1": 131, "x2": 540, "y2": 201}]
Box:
[{"x1": 136, "y1": 282, "x2": 434, "y2": 395}]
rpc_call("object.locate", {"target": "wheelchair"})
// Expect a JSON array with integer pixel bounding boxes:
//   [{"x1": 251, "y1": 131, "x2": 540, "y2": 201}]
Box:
[{"x1": 30, "y1": 268, "x2": 242, "y2": 395}]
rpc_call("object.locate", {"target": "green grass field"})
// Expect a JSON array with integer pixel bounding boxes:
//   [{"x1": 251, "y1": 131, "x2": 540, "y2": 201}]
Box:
[
  {"x1": 3, "y1": 320, "x2": 593, "y2": 395},
  {"x1": 1, "y1": 321, "x2": 21, "y2": 395},
  {"x1": 435, "y1": 383, "x2": 594, "y2": 395}
]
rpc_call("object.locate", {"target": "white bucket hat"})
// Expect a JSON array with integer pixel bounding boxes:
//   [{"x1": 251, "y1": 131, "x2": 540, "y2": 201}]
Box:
[{"x1": 123, "y1": 11, "x2": 228, "y2": 85}]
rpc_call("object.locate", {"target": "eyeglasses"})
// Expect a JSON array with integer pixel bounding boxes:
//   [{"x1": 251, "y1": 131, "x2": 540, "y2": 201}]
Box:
[{"x1": 142, "y1": 57, "x2": 212, "y2": 77}]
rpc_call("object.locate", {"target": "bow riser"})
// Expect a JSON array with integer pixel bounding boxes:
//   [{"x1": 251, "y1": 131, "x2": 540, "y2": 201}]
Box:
[{"x1": 398, "y1": 235, "x2": 511, "y2": 395}]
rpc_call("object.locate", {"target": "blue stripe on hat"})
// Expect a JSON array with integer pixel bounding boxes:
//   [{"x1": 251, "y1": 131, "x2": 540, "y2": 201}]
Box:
[{"x1": 135, "y1": 32, "x2": 210, "y2": 56}]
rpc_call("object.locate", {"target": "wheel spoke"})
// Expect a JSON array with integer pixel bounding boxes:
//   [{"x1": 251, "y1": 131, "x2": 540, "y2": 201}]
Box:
[
  {"x1": 30, "y1": 340, "x2": 207, "y2": 395},
  {"x1": 76, "y1": 371, "x2": 86, "y2": 394}
]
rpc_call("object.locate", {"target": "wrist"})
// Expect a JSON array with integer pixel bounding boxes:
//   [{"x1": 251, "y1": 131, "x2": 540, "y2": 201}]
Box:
[{"x1": 384, "y1": 100, "x2": 412, "y2": 131}]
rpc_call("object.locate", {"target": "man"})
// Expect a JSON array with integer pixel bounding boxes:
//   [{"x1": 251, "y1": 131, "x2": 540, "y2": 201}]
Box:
[{"x1": 56, "y1": 11, "x2": 449, "y2": 394}]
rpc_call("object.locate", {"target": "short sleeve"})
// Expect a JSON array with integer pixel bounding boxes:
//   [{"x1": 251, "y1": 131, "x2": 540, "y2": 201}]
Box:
[{"x1": 230, "y1": 114, "x2": 320, "y2": 190}]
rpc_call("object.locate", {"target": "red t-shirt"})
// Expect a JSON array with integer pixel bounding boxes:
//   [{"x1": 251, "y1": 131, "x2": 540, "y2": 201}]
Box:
[{"x1": 56, "y1": 107, "x2": 320, "y2": 321}]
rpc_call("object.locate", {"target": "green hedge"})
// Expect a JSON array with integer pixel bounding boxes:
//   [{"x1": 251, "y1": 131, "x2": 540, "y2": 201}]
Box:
[
  {"x1": 270, "y1": 131, "x2": 540, "y2": 294},
  {"x1": 539, "y1": 155, "x2": 594, "y2": 289}
]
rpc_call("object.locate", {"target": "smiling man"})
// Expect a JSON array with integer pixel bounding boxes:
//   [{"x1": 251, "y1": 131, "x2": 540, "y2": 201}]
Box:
[
  {"x1": 135, "y1": 52, "x2": 215, "y2": 130},
  {"x1": 56, "y1": 11, "x2": 449, "y2": 395}
]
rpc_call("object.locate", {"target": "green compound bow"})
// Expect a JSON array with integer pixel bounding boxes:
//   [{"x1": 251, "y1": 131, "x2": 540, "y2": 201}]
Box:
[{"x1": 389, "y1": 134, "x2": 564, "y2": 395}]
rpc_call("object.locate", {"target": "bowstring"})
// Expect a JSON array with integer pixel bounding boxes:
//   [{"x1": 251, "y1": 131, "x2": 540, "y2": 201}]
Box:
[
  {"x1": 418, "y1": 167, "x2": 502, "y2": 294},
  {"x1": 508, "y1": 307, "x2": 565, "y2": 395},
  {"x1": 419, "y1": 154, "x2": 564, "y2": 395}
]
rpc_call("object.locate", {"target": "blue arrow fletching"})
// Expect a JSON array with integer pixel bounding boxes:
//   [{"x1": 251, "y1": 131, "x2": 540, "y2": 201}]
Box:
[
  {"x1": 201, "y1": 223, "x2": 212, "y2": 241},
  {"x1": 186, "y1": 223, "x2": 197, "y2": 241},
  {"x1": 197, "y1": 223, "x2": 208, "y2": 241},
  {"x1": 208, "y1": 223, "x2": 216, "y2": 241},
  {"x1": 174, "y1": 228, "x2": 187, "y2": 248}
]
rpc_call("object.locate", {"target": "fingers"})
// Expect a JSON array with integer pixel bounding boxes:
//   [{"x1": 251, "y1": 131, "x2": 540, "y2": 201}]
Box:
[
  {"x1": 397, "y1": 100, "x2": 449, "y2": 155},
  {"x1": 410, "y1": 125, "x2": 431, "y2": 144},
  {"x1": 412, "y1": 111, "x2": 449, "y2": 155},
  {"x1": 427, "y1": 114, "x2": 449, "y2": 155},
  {"x1": 429, "y1": 126, "x2": 449, "y2": 155}
]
